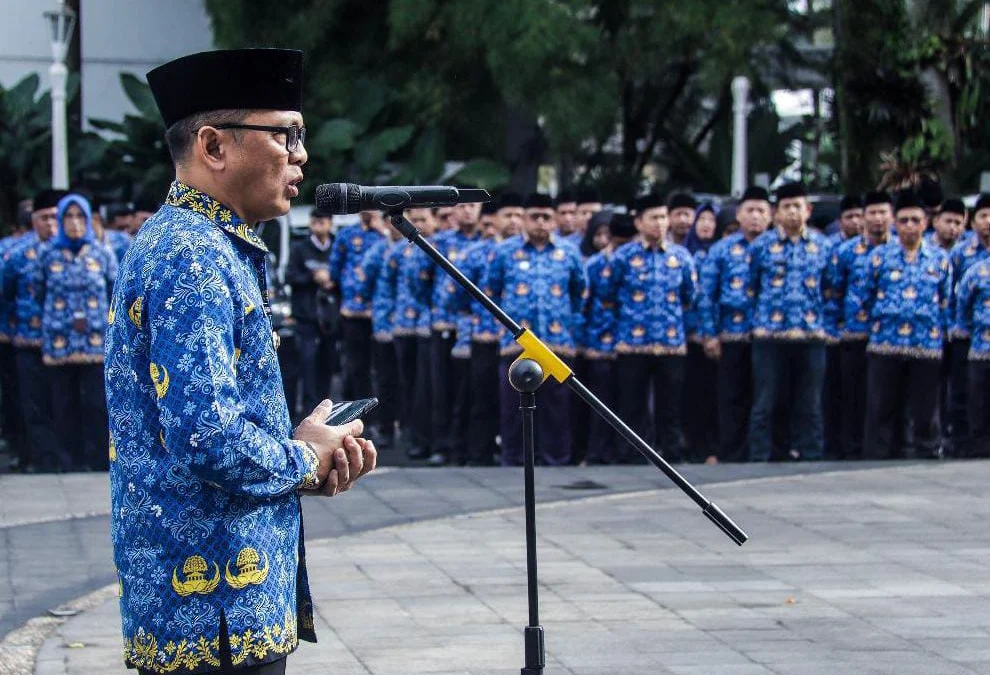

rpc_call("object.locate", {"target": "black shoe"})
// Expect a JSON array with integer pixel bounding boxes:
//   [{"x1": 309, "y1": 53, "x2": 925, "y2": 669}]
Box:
[
  {"x1": 406, "y1": 446, "x2": 429, "y2": 460},
  {"x1": 426, "y1": 452, "x2": 448, "y2": 467}
]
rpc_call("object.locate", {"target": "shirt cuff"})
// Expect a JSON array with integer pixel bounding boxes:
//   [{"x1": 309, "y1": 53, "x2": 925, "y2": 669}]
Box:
[{"x1": 294, "y1": 440, "x2": 322, "y2": 490}]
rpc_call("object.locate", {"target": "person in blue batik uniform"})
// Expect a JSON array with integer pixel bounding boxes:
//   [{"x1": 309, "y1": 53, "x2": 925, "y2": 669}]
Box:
[
  {"x1": 861, "y1": 190, "x2": 952, "y2": 460},
  {"x1": 37, "y1": 194, "x2": 116, "y2": 471},
  {"x1": 580, "y1": 213, "x2": 636, "y2": 464},
  {"x1": 698, "y1": 186, "x2": 772, "y2": 463},
  {"x1": 682, "y1": 202, "x2": 720, "y2": 463},
  {"x1": 554, "y1": 189, "x2": 583, "y2": 249},
  {"x1": 425, "y1": 200, "x2": 481, "y2": 466},
  {"x1": 110, "y1": 49, "x2": 378, "y2": 675},
  {"x1": 482, "y1": 193, "x2": 586, "y2": 466},
  {"x1": 747, "y1": 182, "x2": 833, "y2": 462},
  {"x1": 0, "y1": 206, "x2": 31, "y2": 471},
  {"x1": 390, "y1": 207, "x2": 437, "y2": 460},
  {"x1": 329, "y1": 210, "x2": 384, "y2": 402},
  {"x1": 945, "y1": 195, "x2": 990, "y2": 454},
  {"x1": 3, "y1": 189, "x2": 66, "y2": 472},
  {"x1": 857, "y1": 190, "x2": 951, "y2": 461},
  {"x1": 955, "y1": 254, "x2": 990, "y2": 457},
  {"x1": 599, "y1": 193, "x2": 697, "y2": 464},
  {"x1": 821, "y1": 194, "x2": 863, "y2": 459},
  {"x1": 456, "y1": 194, "x2": 523, "y2": 466},
  {"x1": 824, "y1": 191, "x2": 893, "y2": 460},
  {"x1": 665, "y1": 192, "x2": 697, "y2": 249},
  {"x1": 359, "y1": 226, "x2": 403, "y2": 450},
  {"x1": 922, "y1": 198, "x2": 967, "y2": 452}
]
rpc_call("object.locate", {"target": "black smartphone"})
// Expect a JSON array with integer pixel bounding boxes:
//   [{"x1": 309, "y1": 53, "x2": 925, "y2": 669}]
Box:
[{"x1": 324, "y1": 398, "x2": 379, "y2": 426}]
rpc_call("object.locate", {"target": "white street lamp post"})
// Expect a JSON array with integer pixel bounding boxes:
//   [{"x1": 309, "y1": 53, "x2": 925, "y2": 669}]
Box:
[
  {"x1": 44, "y1": 2, "x2": 76, "y2": 190},
  {"x1": 731, "y1": 76, "x2": 751, "y2": 198}
]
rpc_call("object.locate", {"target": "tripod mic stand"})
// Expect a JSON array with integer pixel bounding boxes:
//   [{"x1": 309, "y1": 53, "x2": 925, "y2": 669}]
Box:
[{"x1": 387, "y1": 211, "x2": 748, "y2": 674}]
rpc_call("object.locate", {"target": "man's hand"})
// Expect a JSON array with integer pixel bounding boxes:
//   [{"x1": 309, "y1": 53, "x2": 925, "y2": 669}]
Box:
[
  {"x1": 294, "y1": 400, "x2": 378, "y2": 496},
  {"x1": 312, "y1": 268, "x2": 331, "y2": 289},
  {"x1": 703, "y1": 338, "x2": 722, "y2": 361}
]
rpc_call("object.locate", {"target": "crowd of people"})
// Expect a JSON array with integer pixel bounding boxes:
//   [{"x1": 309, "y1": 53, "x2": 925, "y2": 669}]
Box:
[
  {"x1": 0, "y1": 190, "x2": 150, "y2": 472},
  {"x1": 284, "y1": 183, "x2": 990, "y2": 468},
  {"x1": 3, "y1": 180, "x2": 990, "y2": 472}
]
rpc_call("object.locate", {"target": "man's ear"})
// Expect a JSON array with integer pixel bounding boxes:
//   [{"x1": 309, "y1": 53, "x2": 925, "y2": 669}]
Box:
[{"x1": 193, "y1": 127, "x2": 227, "y2": 171}]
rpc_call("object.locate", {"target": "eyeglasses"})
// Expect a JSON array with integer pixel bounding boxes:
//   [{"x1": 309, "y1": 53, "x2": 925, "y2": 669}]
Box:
[{"x1": 196, "y1": 123, "x2": 307, "y2": 153}]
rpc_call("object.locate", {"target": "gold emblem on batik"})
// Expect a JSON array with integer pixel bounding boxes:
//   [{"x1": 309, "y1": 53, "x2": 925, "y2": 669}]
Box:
[
  {"x1": 172, "y1": 555, "x2": 220, "y2": 597},
  {"x1": 150, "y1": 363, "x2": 170, "y2": 399},
  {"x1": 225, "y1": 547, "x2": 270, "y2": 590},
  {"x1": 128, "y1": 297, "x2": 143, "y2": 328}
]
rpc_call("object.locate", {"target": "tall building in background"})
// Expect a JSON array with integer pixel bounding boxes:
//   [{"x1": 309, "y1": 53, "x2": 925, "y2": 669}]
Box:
[{"x1": 0, "y1": 0, "x2": 213, "y2": 127}]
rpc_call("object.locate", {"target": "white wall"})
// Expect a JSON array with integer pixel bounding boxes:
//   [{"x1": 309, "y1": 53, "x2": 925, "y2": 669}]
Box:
[{"x1": 0, "y1": 0, "x2": 213, "y2": 126}]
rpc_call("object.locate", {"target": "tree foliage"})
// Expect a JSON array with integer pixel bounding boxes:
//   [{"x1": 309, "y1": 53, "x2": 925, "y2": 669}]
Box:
[{"x1": 204, "y1": 0, "x2": 808, "y2": 200}]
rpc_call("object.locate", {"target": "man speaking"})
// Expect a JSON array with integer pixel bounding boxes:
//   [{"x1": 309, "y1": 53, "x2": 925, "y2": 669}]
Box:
[{"x1": 106, "y1": 49, "x2": 376, "y2": 675}]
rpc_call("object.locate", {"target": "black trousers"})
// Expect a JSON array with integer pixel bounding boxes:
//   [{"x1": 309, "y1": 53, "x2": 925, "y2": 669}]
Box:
[
  {"x1": 839, "y1": 340, "x2": 868, "y2": 460},
  {"x1": 15, "y1": 348, "x2": 62, "y2": 471},
  {"x1": 966, "y1": 360, "x2": 990, "y2": 457},
  {"x1": 48, "y1": 363, "x2": 108, "y2": 471},
  {"x1": 393, "y1": 335, "x2": 422, "y2": 445},
  {"x1": 430, "y1": 329, "x2": 457, "y2": 453},
  {"x1": 499, "y1": 356, "x2": 572, "y2": 465},
  {"x1": 570, "y1": 356, "x2": 591, "y2": 464},
  {"x1": 947, "y1": 338, "x2": 971, "y2": 448},
  {"x1": 295, "y1": 321, "x2": 336, "y2": 416},
  {"x1": 467, "y1": 341, "x2": 500, "y2": 465},
  {"x1": 340, "y1": 317, "x2": 373, "y2": 401},
  {"x1": 0, "y1": 341, "x2": 25, "y2": 465},
  {"x1": 749, "y1": 341, "x2": 826, "y2": 462},
  {"x1": 823, "y1": 343, "x2": 843, "y2": 460},
  {"x1": 371, "y1": 339, "x2": 399, "y2": 434},
  {"x1": 716, "y1": 342, "x2": 752, "y2": 463},
  {"x1": 864, "y1": 354, "x2": 941, "y2": 460},
  {"x1": 615, "y1": 353, "x2": 686, "y2": 463},
  {"x1": 584, "y1": 358, "x2": 618, "y2": 463},
  {"x1": 682, "y1": 342, "x2": 719, "y2": 462},
  {"x1": 449, "y1": 356, "x2": 472, "y2": 463}
]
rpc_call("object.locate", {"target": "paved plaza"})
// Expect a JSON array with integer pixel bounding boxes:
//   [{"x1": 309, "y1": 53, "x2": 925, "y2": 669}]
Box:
[{"x1": 2, "y1": 461, "x2": 990, "y2": 674}]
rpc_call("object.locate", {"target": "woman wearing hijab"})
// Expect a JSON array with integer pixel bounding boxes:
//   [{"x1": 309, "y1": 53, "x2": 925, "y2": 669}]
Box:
[
  {"x1": 37, "y1": 194, "x2": 117, "y2": 471},
  {"x1": 683, "y1": 203, "x2": 720, "y2": 463}
]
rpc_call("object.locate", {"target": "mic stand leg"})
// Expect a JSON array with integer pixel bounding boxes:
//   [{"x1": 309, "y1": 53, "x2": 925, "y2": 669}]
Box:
[{"x1": 510, "y1": 358, "x2": 546, "y2": 675}]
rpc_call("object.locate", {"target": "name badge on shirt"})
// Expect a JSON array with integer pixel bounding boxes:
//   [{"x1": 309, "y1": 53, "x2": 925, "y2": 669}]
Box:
[{"x1": 519, "y1": 261, "x2": 531, "y2": 271}]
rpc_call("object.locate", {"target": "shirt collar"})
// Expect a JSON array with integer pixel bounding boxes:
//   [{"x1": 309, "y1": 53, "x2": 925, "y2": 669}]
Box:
[
  {"x1": 776, "y1": 225, "x2": 809, "y2": 242},
  {"x1": 310, "y1": 234, "x2": 332, "y2": 252},
  {"x1": 638, "y1": 235, "x2": 666, "y2": 252},
  {"x1": 165, "y1": 180, "x2": 269, "y2": 253},
  {"x1": 521, "y1": 233, "x2": 558, "y2": 249}
]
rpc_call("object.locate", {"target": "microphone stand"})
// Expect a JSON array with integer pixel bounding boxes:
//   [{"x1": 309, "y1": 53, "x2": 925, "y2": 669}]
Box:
[{"x1": 387, "y1": 211, "x2": 748, "y2": 674}]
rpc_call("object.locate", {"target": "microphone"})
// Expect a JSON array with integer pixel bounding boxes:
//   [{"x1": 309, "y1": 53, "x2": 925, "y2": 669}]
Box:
[{"x1": 315, "y1": 183, "x2": 492, "y2": 215}]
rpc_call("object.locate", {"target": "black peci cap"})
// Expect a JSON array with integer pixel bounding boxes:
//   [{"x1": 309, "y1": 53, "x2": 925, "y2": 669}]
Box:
[{"x1": 147, "y1": 49, "x2": 304, "y2": 128}]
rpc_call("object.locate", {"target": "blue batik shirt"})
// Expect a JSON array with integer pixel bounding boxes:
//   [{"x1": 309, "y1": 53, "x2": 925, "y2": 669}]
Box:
[
  {"x1": 329, "y1": 223, "x2": 383, "y2": 318},
  {"x1": 106, "y1": 229, "x2": 133, "y2": 265},
  {"x1": 684, "y1": 247, "x2": 710, "y2": 342},
  {"x1": 37, "y1": 243, "x2": 117, "y2": 365},
  {"x1": 430, "y1": 229, "x2": 480, "y2": 331},
  {"x1": 458, "y1": 238, "x2": 504, "y2": 345},
  {"x1": 580, "y1": 250, "x2": 617, "y2": 358},
  {"x1": 749, "y1": 228, "x2": 832, "y2": 341},
  {"x1": 955, "y1": 258, "x2": 990, "y2": 359},
  {"x1": 107, "y1": 182, "x2": 321, "y2": 675},
  {"x1": 360, "y1": 238, "x2": 396, "y2": 342},
  {"x1": 0, "y1": 233, "x2": 30, "y2": 342},
  {"x1": 861, "y1": 241, "x2": 951, "y2": 359},
  {"x1": 825, "y1": 234, "x2": 889, "y2": 341},
  {"x1": 388, "y1": 241, "x2": 432, "y2": 337},
  {"x1": 598, "y1": 238, "x2": 697, "y2": 356},
  {"x1": 949, "y1": 237, "x2": 990, "y2": 339},
  {"x1": 697, "y1": 232, "x2": 757, "y2": 341},
  {"x1": 2, "y1": 232, "x2": 47, "y2": 348},
  {"x1": 482, "y1": 235, "x2": 586, "y2": 356}
]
